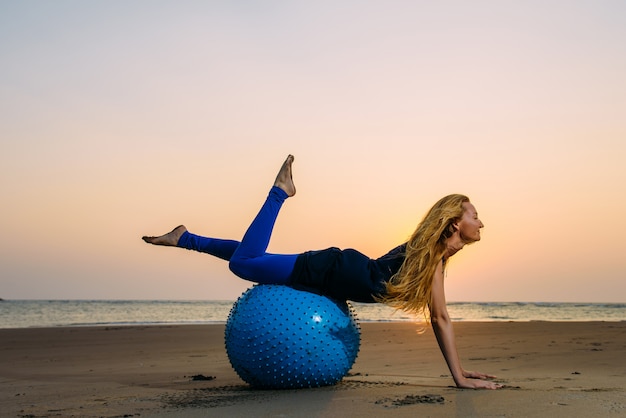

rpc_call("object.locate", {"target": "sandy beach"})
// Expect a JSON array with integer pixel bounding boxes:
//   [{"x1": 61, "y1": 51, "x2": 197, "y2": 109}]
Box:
[{"x1": 1, "y1": 321, "x2": 624, "y2": 417}]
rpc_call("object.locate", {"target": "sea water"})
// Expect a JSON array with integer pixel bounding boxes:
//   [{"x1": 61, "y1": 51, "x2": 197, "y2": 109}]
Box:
[{"x1": 0, "y1": 300, "x2": 624, "y2": 329}]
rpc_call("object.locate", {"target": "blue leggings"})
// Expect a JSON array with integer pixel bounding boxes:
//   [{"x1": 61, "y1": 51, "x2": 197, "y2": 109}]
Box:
[{"x1": 176, "y1": 186, "x2": 298, "y2": 284}]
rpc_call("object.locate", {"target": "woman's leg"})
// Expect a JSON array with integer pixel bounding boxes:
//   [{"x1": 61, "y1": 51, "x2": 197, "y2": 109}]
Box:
[
  {"x1": 142, "y1": 155, "x2": 298, "y2": 285},
  {"x1": 144, "y1": 220, "x2": 296, "y2": 283},
  {"x1": 143, "y1": 225, "x2": 239, "y2": 261},
  {"x1": 228, "y1": 155, "x2": 298, "y2": 284},
  {"x1": 228, "y1": 186, "x2": 298, "y2": 284}
]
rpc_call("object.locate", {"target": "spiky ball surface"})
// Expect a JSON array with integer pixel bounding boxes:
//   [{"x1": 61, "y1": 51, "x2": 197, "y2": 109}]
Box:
[{"x1": 225, "y1": 285, "x2": 361, "y2": 389}]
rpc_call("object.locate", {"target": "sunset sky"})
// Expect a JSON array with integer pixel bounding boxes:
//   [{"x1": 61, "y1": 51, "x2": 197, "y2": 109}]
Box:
[{"x1": 1, "y1": 1, "x2": 625, "y2": 302}]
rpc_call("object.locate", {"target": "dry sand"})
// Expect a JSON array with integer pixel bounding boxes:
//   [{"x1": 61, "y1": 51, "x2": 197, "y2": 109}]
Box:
[{"x1": 1, "y1": 322, "x2": 624, "y2": 417}]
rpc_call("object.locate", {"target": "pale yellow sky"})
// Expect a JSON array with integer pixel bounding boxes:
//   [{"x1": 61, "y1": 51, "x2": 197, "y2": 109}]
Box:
[{"x1": 1, "y1": 1, "x2": 625, "y2": 302}]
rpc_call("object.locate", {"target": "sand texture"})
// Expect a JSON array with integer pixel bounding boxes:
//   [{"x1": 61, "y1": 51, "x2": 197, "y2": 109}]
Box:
[{"x1": 1, "y1": 322, "x2": 624, "y2": 417}]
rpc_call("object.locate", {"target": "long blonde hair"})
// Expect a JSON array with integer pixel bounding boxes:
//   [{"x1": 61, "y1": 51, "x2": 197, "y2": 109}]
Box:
[{"x1": 379, "y1": 194, "x2": 470, "y2": 317}]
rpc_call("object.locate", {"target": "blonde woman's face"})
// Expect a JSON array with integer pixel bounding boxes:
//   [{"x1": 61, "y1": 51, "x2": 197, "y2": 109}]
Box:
[{"x1": 457, "y1": 202, "x2": 484, "y2": 243}]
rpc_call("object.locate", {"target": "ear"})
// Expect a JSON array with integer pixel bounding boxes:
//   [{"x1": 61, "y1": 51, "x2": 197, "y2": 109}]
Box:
[
  {"x1": 451, "y1": 221, "x2": 460, "y2": 231},
  {"x1": 444, "y1": 223, "x2": 458, "y2": 238}
]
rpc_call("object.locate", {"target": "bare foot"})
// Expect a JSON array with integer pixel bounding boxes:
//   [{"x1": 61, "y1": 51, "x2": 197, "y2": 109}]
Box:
[
  {"x1": 142, "y1": 225, "x2": 187, "y2": 246},
  {"x1": 274, "y1": 154, "x2": 296, "y2": 197}
]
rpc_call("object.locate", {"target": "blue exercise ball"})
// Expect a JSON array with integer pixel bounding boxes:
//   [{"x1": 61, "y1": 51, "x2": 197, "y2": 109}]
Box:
[{"x1": 225, "y1": 285, "x2": 361, "y2": 389}]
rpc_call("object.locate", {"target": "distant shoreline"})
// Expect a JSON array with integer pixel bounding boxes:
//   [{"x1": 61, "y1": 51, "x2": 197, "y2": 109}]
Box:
[{"x1": 1, "y1": 300, "x2": 625, "y2": 329}]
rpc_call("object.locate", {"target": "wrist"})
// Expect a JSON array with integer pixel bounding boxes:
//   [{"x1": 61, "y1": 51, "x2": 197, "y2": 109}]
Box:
[
  {"x1": 452, "y1": 368, "x2": 466, "y2": 381},
  {"x1": 453, "y1": 373, "x2": 466, "y2": 386},
  {"x1": 454, "y1": 376, "x2": 470, "y2": 388}
]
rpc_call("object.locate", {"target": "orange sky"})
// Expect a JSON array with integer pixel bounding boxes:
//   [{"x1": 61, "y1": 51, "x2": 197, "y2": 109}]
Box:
[{"x1": 1, "y1": 1, "x2": 625, "y2": 302}]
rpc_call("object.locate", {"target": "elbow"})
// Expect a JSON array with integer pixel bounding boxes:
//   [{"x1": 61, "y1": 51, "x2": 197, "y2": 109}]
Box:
[{"x1": 430, "y1": 310, "x2": 451, "y2": 326}]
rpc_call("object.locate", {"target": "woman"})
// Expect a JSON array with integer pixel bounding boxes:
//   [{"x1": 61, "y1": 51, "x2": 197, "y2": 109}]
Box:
[{"x1": 143, "y1": 154, "x2": 501, "y2": 390}]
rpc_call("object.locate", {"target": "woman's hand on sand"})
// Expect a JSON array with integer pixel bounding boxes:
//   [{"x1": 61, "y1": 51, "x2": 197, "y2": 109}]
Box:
[{"x1": 456, "y1": 369, "x2": 502, "y2": 389}]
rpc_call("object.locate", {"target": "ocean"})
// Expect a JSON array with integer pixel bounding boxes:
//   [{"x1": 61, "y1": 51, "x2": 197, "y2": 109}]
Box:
[{"x1": 1, "y1": 299, "x2": 624, "y2": 329}]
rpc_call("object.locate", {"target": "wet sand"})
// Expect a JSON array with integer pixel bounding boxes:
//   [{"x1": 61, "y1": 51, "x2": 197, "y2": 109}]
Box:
[{"x1": 1, "y1": 322, "x2": 624, "y2": 417}]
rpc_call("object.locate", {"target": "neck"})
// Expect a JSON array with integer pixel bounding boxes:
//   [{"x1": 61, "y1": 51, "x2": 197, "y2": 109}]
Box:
[{"x1": 445, "y1": 236, "x2": 465, "y2": 259}]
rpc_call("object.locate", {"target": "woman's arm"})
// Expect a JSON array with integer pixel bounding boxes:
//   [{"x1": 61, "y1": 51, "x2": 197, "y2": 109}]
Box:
[{"x1": 429, "y1": 260, "x2": 501, "y2": 389}]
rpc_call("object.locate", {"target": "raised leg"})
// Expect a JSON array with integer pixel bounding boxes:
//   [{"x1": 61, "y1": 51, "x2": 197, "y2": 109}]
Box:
[
  {"x1": 143, "y1": 225, "x2": 239, "y2": 261},
  {"x1": 228, "y1": 155, "x2": 298, "y2": 284},
  {"x1": 142, "y1": 155, "x2": 299, "y2": 285}
]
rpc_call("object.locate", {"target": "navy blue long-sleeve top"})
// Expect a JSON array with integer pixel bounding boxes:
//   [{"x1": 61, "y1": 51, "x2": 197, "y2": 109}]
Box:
[{"x1": 288, "y1": 243, "x2": 407, "y2": 303}]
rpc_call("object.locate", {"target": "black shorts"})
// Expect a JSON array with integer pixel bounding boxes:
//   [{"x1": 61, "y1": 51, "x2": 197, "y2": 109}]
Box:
[{"x1": 288, "y1": 247, "x2": 390, "y2": 303}]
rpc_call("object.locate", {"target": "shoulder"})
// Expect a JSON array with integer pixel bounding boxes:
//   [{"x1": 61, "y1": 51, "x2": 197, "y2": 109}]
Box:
[{"x1": 379, "y1": 243, "x2": 407, "y2": 260}]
